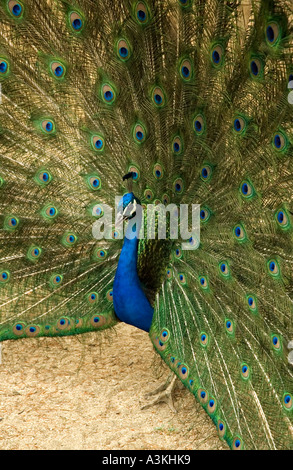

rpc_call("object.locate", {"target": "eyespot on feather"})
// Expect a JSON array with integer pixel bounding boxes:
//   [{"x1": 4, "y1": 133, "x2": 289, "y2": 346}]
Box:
[
  {"x1": 225, "y1": 318, "x2": 234, "y2": 335},
  {"x1": 0, "y1": 58, "x2": 10, "y2": 78},
  {"x1": 135, "y1": 2, "x2": 149, "y2": 24},
  {"x1": 8, "y1": 1, "x2": 23, "y2": 18},
  {"x1": 218, "y1": 420, "x2": 226, "y2": 439},
  {"x1": 133, "y1": 124, "x2": 146, "y2": 144},
  {"x1": 69, "y1": 12, "x2": 84, "y2": 32},
  {"x1": 93, "y1": 248, "x2": 107, "y2": 261},
  {"x1": 0, "y1": 270, "x2": 10, "y2": 285},
  {"x1": 211, "y1": 45, "x2": 224, "y2": 67},
  {"x1": 50, "y1": 61, "x2": 66, "y2": 79},
  {"x1": 4, "y1": 216, "x2": 19, "y2": 230},
  {"x1": 178, "y1": 364, "x2": 189, "y2": 380},
  {"x1": 180, "y1": 59, "x2": 192, "y2": 80},
  {"x1": 200, "y1": 165, "x2": 212, "y2": 182},
  {"x1": 27, "y1": 245, "x2": 42, "y2": 262},
  {"x1": 49, "y1": 274, "x2": 63, "y2": 288},
  {"x1": 173, "y1": 178, "x2": 184, "y2": 194},
  {"x1": 232, "y1": 436, "x2": 243, "y2": 450},
  {"x1": 266, "y1": 21, "x2": 281, "y2": 46},
  {"x1": 41, "y1": 119, "x2": 56, "y2": 134},
  {"x1": 153, "y1": 164, "x2": 163, "y2": 180},
  {"x1": 90, "y1": 315, "x2": 106, "y2": 328},
  {"x1": 42, "y1": 204, "x2": 58, "y2": 220},
  {"x1": 144, "y1": 189, "x2": 154, "y2": 201},
  {"x1": 207, "y1": 397, "x2": 217, "y2": 414},
  {"x1": 198, "y1": 388, "x2": 208, "y2": 404},
  {"x1": 87, "y1": 176, "x2": 101, "y2": 191},
  {"x1": 283, "y1": 393, "x2": 292, "y2": 411},
  {"x1": 101, "y1": 84, "x2": 116, "y2": 104},
  {"x1": 13, "y1": 322, "x2": 26, "y2": 336},
  {"x1": 92, "y1": 135, "x2": 105, "y2": 152},
  {"x1": 106, "y1": 290, "x2": 113, "y2": 302},
  {"x1": 56, "y1": 317, "x2": 70, "y2": 330},
  {"x1": 25, "y1": 325, "x2": 40, "y2": 337},
  {"x1": 152, "y1": 86, "x2": 165, "y2": 107},
  {"x1": 117, "y1": 39, "x2": 131, "y2": 61},
  {"x1": 172, "y1": 136, "x2": 183, "y2": 154},
  {"x1": 128, "y1": 165, "x2": 140, "y2": 181},
  {"x1": 87, "y1": 292, "x2": 99, "y2": 304}
]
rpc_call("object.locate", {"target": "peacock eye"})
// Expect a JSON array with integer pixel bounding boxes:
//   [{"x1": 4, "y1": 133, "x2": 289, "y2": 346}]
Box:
[
  {"x1": 233, "y1": 224, "x2": 247, "y2": 242},
  {"x1": 178, "y1": 273, "x2": 186, "y2": 284},
  {"x1": 0, "y1": 270, "x2": 10, "y2": 284},
  {"x1": 207, "y1": 397, "x2": 217, "y2": 414},
  {"x1": 241, "y1": 363, "x2": 250, "y2": 380},
  {"x1": 275, "y1": 208, "x2": 290, "y2": 229},
  {"x1": 200, "y1": 165, "x2": 212, "y2": 182},
  {"x1": 50, "y1": 274, "x2": 63, "y2": 288},
  {"x1": 180, "y1": 59, "x2": 192, "y2": 80},
  {"x1": 153, "y1": 164, "x2": 163, "y2": 180},
  {"x1": 117, "y1": 39, "x2": 130, "y2": 60},
  {"x1": 133, "y1": 124, "x2": 146, "y2": 144},
  {"x1": 0, "y1": 58, "x2": 9, "y2": 77},
  {"x1": 172, "y1": 136, "x2": 182, "y2": 154},
  {"x1": 4, "y1": 216, "x2": 19, "y2": 230},
  {"x1": 69, "y1": 12, "x2": 83, "y2": 32},
  {"x1": 200, "y1": 332, "x2": 209, "y2": 346},
  {"x1": 273, "y1": 132, "x2": 288, "y2": 152},
  {"x1": 135, "y1": 2, "x2": 148, "y2": 24},
  {"x1": 162, "y1": 194, "x2": 170, "y2": 206},
  {"x1": 250, "y1": 58, "x2": 263, "y2": 78},
  {"x1": 283, "y1": 393, "x2": 292, "y2": 411},
  {"x1": 198, "y1": 388, "x2": 208, "y2": 404},
  {"x1": 272, "y1": 334, "x2": 281, "y2": 350},
  {"x1": 43, "y1": 205, "x2": 58, "y2": 220},
  {"x1": 240, "y1": 180, "x2": 254, "y2": 199},
  {"x1": 232, "y1": 437, "x2": 243, "y2": 450},
  {"x1": 41, "y1": 119, "x2": 55, "y2": 134},
  {"x1": 50, "y1": 61, "x2": 66, "y2": 79},
  {"x1": 93, "y1": 248, "x2": 107, "y2": 261},
  {"x1": 173, "y1": 178, "x2": 184, "y2": 194},
  {"x1": 101, "y1": 84, "x2": 116, "y2": 104},
  {"x1": 87, "y1": 292, "x2": 99, "y2": 304},
  {"x1": 218, "y1": 420, "x2": 226, "y2": 438},
  {"x1": 199, "y1": 276, "x2": 208, "y2": 289},
  {"x1": 233, "y1": 116, "x2": 246, "y2": 134},
  {"x1": 27, "y1": 246, "x2": 42, "y2": 261},
  {"x1": 211, "y1": 45, "x2": 223, "y2": 66},
  {"x1": 247, "y1": 294, "x2": 257, "y2": 312},
  {"x1": 220, "y1": 262, "x2": 230, "y2": 277},
  {"x1": 8, "y1": 1, "x2": 23, "y2": 18},
  {"x1": 266, "y1": 22, "x2": 281, "y2": 46},
  {"x1": 193, "y1": 114, "x2": 205, "y2": 135},
  {"x1": 225, "y1": 319, "x2": 234, "y2": 334},
  {"x1": 128, "y1": 165, "x2": 140, "y2": 181},
  {"x1": 106, "y1": 290, "x2": 113, "y2": 302},
  {"x1": 152, "y1": 86, "x2": 165, "y2": 107},
  {"x1": 88, "y1": 176, "x2": 101, "y2": 191},
  {"x1": 267, "y1": 258, "x2": 280, "y2": 277},
  {"x1": 200, "y1": 207, "x2": 211, "y2": 223},
  {"x1": 92, "y1": 135, "x2": 105, "y2": 151},
  {"x1": 62, "y1": 233, "x2": 78, "y2": 247},
  {"x1": 144, "y1": 189, "x2": 154, "y2": 201}
]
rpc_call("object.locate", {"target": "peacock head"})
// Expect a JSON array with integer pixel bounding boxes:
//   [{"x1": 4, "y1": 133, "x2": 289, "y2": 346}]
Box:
[{"x1": 116, "y1": 192, "x2": 141, "y2": 223}]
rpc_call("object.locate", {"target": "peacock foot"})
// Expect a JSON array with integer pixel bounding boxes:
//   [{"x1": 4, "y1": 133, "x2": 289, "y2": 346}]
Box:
[{"x1": 141, "y1": 374, "x2": 178, "y2": 413}]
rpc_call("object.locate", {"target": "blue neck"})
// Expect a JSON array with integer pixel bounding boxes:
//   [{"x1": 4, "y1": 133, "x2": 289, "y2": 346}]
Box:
[{"x1": 113, "y1": 218, "x2": 154, "y2": 332}]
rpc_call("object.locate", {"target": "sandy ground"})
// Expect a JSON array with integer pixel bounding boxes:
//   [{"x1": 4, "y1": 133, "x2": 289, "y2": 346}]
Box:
[{"x1": 0, "y1": 323, "x2": 227, "y2": 450}]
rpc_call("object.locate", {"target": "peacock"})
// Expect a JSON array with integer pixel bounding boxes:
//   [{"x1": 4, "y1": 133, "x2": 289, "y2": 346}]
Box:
[{"x1": 0, "y1": 0, "x2": 292, "y2": 451}]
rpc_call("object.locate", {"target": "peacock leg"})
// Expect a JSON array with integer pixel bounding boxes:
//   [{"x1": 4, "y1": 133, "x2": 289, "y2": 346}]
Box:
[{"x1": 141, "y1": 374, "x2": 178, "y2": 412}]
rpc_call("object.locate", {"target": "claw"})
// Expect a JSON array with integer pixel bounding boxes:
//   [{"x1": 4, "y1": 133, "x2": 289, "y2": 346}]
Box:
[{"x1": 141, "y1": 374, "x2": 178, "y2": 413}]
